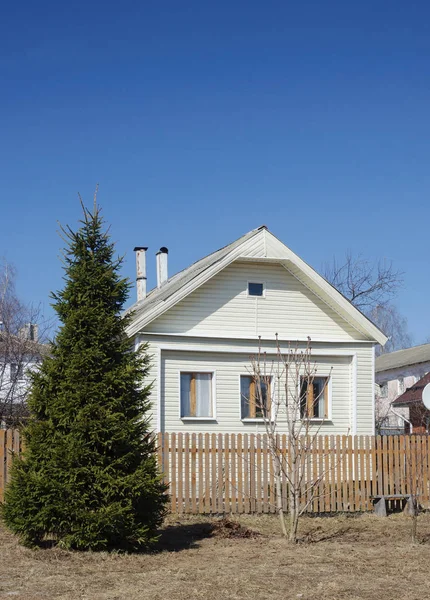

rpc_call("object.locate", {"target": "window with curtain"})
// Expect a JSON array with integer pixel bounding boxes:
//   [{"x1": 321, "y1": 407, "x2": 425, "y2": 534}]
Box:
[
  {"x1": 300, "y1": 376, "x2": 329, "y2": 419},
  {"x1": 180, "y1": 372, "x2": 213, "y2": 418},
  {"x1": 240, "y1": 375, "x2": 271, "y2": 419}
]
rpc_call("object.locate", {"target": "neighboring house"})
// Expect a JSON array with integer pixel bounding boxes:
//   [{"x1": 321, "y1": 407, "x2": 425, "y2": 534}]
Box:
[
  {"x1": 126, "y1": 226, "x2": 387, "y2": 436},
  {"x1": 392, "y1": 372, "x2": 430, "y2": 433},
  {"x1": 0, "y1": 324, "x2": 44, "y2": 427},
  {"x1": 375, "y1": 344, "x2": 430, "y2": 434}
]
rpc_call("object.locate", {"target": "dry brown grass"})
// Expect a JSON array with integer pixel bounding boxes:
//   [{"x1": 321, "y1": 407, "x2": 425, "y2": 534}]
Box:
[{"x1": 1, "y1": 513, "x2": 430, "y2": 599}]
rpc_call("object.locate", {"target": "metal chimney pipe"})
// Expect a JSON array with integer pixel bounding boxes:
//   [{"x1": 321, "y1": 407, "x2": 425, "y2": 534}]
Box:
[
  {"x1": 156, "y1": 247, "x2": 168, "y2": 288},
  {"x1": 133, "y1": 246, "x2": 148, "y2": 301}
]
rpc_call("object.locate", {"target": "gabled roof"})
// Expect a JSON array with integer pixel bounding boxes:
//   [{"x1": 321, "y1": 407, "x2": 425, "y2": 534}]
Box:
[
  {"x1": 375, "y1": 344, "x2": 430, "y2": 373},
  {"x1": 393, "y1": 372, "x2": 430, "y2": 407},
  {"x1": 126, "y1": 226, "x2": 388, "y2": 345}
]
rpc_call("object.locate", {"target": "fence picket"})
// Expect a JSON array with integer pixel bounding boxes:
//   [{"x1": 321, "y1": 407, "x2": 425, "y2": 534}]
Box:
[
  {"x1": 230, "y1": 433, "x2": 237, "y2": 514},
  {"x1": 250, "y1": 434, "x2": 256, "y2": 513},
  {"x1": 364, "y1": 435, "x2": 371, "y2": 510},
  {"x1": 177, "y1": 433, "x2": 183, "y2": 514},
  {"x1": 157, "y1": 432, "x2": 163, "y2": 481},
  {"x1": 0, "y1": 430, "x2": 5, "y2": 503},
  {"x1": 335, "y1": 435, "x2": 341, "y2": 511},
  {"x1": 5, "y1": 429, "x2": 14, "y2": 487},
  {"x1": 306, "y1": 435, "x2": 312, "y2": 513},
  {"x1": 237, "y1": 434, "x2": 243, "y2": 513},
  {"x1": 244, "y1": 434, "x2": 250, "y2": 513},
  {"x1": 224, "y1": 434, "x2": 230, "y2": 514},
  {"x1": 171, "y1": 432, "x2": 177, "y2": 513},
  {"x1": 358, "y1": 436, "x2": 365, "y2": 511},
  {"x1": 353, "y1": 436, "x2": 360, "y2": 510},
  {"x1": 324, "y1": 436, "x2": 330, "y2": 512},
  {"x1": 262, "y1": 435, "x2": 268, "y2": 513},
  {"x1": 184, "y1": 433, "x2": 190, "y2": 513},
  {"x1": 211, "y1": 433, "x2": 217, "y2": 513},
  {"x1": 256, "y1": 434, "x2": 262, "y2": 513},
  {"x1": 204, "y1": 433, "x2": 210, "y2": 513},
  {"x1": 198, "y1": 433, "x2": 204, "y2": 513},
  {"x1": 376, "y1": 435, "x2": 383, "y2": 497},
  {"x1": 329, "y1": 435, "x2": 335, "y2": 512},
  {"x1": 217, "y1": 433, "x2": 223, "y2": 512},
  {"x1": 422, "y1": 436, "x2": 429, "y2": 507}
]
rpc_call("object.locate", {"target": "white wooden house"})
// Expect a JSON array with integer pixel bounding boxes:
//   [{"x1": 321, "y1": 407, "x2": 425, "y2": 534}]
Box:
[{"x1": 126, "y1": 226, "x2": 387, "y2": 435}]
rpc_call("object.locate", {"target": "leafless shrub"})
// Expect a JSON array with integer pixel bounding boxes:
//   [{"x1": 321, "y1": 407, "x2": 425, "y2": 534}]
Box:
[{"x1": 248, "y1": 336, "x2": 340, "y2": 543}]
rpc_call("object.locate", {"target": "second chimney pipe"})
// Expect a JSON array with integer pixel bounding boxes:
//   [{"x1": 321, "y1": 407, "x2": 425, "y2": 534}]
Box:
[
  {"x1": 156, "y1": 247, "x2": 168, "y2": 288},
  {"x1": 134, "y1": 246, "x2": 148, "y2": 301}
]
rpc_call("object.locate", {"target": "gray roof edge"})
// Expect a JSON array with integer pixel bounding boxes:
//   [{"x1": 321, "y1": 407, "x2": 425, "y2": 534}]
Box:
[
  {"x1": 126, "y1": 226, "x2": 264, "y2": 321},
  {"x1": 375, "y1": 343, "x2": 430, "y2": 373}
]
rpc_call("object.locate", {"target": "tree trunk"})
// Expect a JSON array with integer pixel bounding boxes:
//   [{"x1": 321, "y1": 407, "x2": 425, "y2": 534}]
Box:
[
  {"x1": 288, "y1": 490, "x2": 299, "y2": 543},
  {"x1": 288, "y1": 445, "x2": 299, "y2": 543},
  {"x1": 274, "y1": 457, "x2": 287, "y2": 537}
]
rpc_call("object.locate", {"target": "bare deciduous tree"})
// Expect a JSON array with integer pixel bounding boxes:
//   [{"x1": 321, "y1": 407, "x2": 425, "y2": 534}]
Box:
[
  {"x1": 323, "y1": 252, "x2": 412, "y2": 358},
  {"x1": 248, "y1": 336, "x2": 338, "y2": 543},
  {"x1": 323, "y1": 252, "x2": 403, "y2": 313},
  {"x1": 368, "y1": 304, "x2": 413, "y2": 357},
  {"x1": 0, "y1": 260, "x2": 49, "y2": 427}
]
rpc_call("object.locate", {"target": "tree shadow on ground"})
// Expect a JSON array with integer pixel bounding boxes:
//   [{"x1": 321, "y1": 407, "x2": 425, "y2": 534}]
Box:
[
  {"x1": 156, "y1": 518, "x2": 260, "y2": 552},
  {"x1": 155, "y1": 522, "x2": 214, "y2": 552},
  {"x1": 301, "y1": 526, "x2": 353, "y2": 544}
]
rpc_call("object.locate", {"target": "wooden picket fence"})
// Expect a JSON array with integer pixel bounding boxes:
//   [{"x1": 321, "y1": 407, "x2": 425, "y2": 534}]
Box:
[
  {"x1": 157, "y1": 432, "x2": 430, "y2": 514},
  {"x1": 1, "y1": 430, "x2": 429, "y2": 514},
  {"x1": 0, "y1": 429, "x2": 23, "y2": 503}
]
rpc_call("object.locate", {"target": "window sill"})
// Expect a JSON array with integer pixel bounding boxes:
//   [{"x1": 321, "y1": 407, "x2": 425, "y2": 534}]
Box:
[
  {"x1": 181, "y1": 417, "x2": 217, "y2": 422},
  {"x1": 305, "y1": 418, "x2": 333, "y2": 423},
  {"x1": 241, "y1": 418, "x2": 267, "y2": 423}
]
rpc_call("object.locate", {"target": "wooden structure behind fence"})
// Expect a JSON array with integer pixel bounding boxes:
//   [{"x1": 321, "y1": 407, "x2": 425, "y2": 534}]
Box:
[{"x1": 1, "y1": 431, "x2": 429, "y2": 514}]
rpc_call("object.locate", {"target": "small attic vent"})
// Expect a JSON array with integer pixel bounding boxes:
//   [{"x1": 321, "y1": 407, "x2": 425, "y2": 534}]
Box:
[{"x1": 248, "y1": 282, "x2": 264, "y2": 297}]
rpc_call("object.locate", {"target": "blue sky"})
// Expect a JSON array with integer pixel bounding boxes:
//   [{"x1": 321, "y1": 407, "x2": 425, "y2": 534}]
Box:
[{"x1": 1, "y1": 1, "x2": 429, "y2": 341}]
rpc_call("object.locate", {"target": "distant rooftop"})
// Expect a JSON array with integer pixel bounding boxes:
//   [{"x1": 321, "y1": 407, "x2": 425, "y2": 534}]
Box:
[
  {"x1": 375, "y1": 343, "x2": 430, "y2": 373},
  {"x1": 393, "y1": 372, "x2": 430, "y2": 407}
]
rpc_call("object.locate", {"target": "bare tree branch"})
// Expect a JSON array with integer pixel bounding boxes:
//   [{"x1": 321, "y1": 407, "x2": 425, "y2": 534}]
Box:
[{"x1": 323, "y1": 251, "x2": 404, "y2": 312}]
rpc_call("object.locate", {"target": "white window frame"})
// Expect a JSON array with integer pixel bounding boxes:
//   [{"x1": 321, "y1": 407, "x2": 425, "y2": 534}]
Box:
[
  {"x1": 178, "y1": 369, "x2": 217, "y2": 421},
  {"x1": 297, "y1": 375, "x2": 333, "y2": 422},
  {"x1": 239, "y1": 373, "x2": 273, "y2": 422},
  {"x1": 398, "y1": 377, "x2": 405, "y2": 394},
  {"x1": 379, "y1": 381, "x2": 388, "y2": 398},
  {"x1": 247, "y1": 281, "x2": 266, "y2": 298},
  {"x1": 10, "y1": 363, "x2": 24, "y2": 381}
]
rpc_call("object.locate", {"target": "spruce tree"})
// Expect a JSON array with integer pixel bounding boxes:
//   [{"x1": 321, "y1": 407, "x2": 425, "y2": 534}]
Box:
[{"x1": 3, "y1": 202, "x2": 167, "y2": 550}]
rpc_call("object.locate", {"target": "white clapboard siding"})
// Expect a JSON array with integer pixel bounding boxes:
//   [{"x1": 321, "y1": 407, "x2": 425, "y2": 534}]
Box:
[
  {"x1": 139, "y1": 338, "x2": 378, "y2": 435},
  {"x1": 144, "y1": 262, "x2": 368, "y2": 342},
  {"x1": 355, "y1": 346, "x2": 375, "y2": 434},
  {"x1": 142, "y1": 337, "x2": 375, "y2": 435}
]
